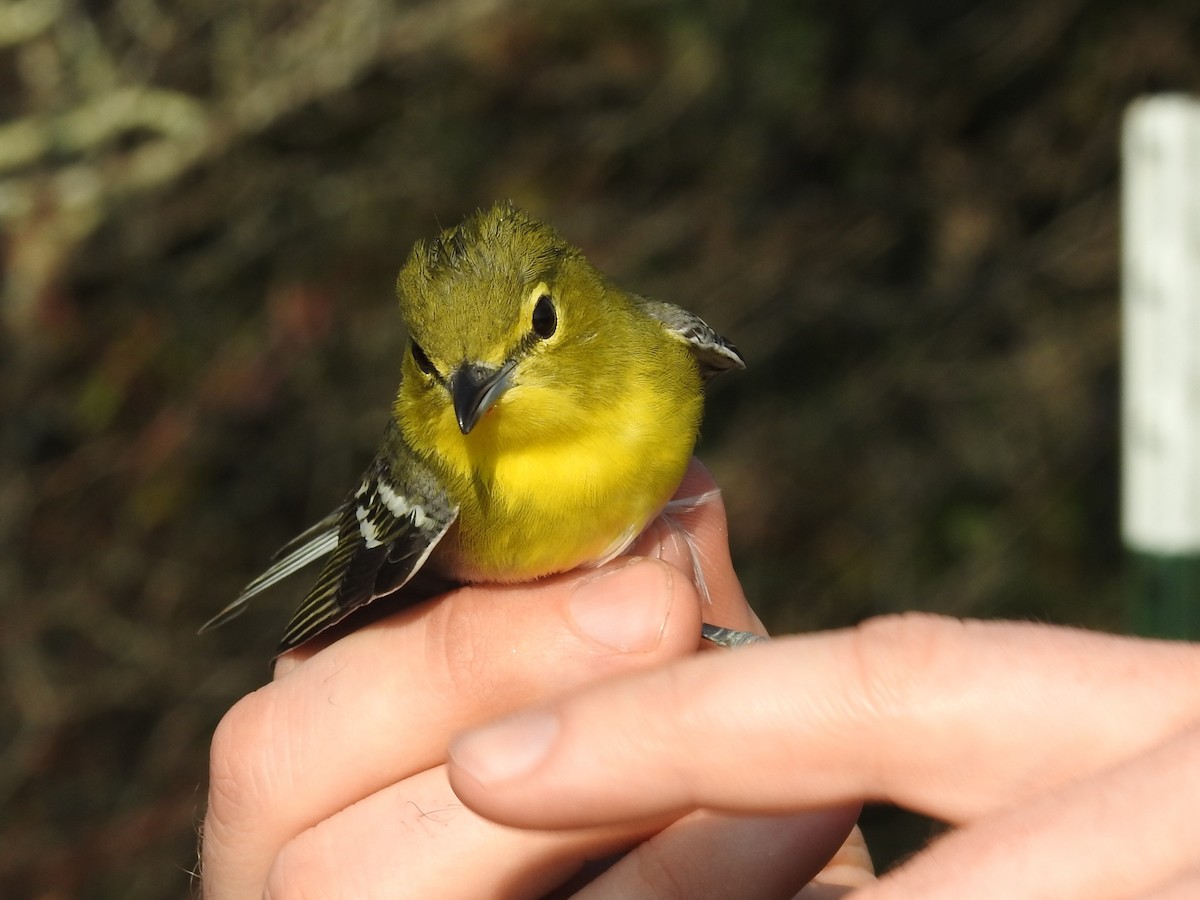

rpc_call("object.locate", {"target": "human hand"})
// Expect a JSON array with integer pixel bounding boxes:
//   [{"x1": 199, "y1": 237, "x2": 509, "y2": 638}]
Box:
[
  {"x1": 449, "y1": 615, "x2": 1200, "y2": 898},
  {"x1": 201, "y1": 460, "x2": 859, "y2": 898}
]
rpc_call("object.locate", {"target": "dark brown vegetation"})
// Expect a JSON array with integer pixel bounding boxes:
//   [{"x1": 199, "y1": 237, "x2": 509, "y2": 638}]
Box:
[{"x1": 3, "y1": 0, "x2": 1199, "y2": 895}]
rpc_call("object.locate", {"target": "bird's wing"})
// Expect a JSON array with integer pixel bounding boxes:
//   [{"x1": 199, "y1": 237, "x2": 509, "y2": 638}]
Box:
[
  {"x1": 197, "y1": 509, "x2": 343, "y2": 634},
  {"x1": 199, "y1": 421, "x2": 458, "y2": 653},
  {"x1": 276, "y1": 426, "x2": 458, "y2": 653},
  {"x1": 636, "y1": 296, "x2": 746, "y2": 380}
]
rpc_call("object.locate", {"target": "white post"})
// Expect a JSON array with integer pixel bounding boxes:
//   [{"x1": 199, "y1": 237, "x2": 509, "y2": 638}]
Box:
[{"x1": 1121, "y1": 94, "x2": 1200, "y2": 637}]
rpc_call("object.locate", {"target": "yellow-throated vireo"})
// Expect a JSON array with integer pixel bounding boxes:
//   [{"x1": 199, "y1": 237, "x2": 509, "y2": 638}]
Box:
[{"x1": 202, "y1": 203, "x2": 762, "y2": 653}]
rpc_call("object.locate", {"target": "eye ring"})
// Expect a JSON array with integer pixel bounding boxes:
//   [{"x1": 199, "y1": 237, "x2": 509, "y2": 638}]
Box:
[
  {"x1": 411, "y1": 340, "x2": 437, "y2": 376},
  {"x1": 531, "y1": 294, "x2": 557, "y2": 339}
]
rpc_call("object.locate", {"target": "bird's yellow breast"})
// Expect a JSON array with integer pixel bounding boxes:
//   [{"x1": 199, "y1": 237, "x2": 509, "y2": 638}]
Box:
[{"x1": 405, "y1": 335, "x2": 703, "y2": 583}]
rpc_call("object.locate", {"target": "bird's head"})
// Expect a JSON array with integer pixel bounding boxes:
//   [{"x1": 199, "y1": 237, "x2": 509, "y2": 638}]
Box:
[{"x1": 395, "y1": 203, "x2": 616, "y2": 450}]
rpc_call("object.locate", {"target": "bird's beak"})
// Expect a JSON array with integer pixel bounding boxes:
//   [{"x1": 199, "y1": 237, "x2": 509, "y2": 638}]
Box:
[{"x1": 449, "y1": 361, "x2": 515, "y2": 435}]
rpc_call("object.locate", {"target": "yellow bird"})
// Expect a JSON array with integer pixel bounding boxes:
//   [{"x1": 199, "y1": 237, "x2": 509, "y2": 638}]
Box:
[{"x1": 202, "y1": 202, "x2": 758, "y2": 654}]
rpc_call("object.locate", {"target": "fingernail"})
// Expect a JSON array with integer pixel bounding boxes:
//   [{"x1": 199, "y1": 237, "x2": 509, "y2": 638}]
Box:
[
  {"x1": 569, "y1": 560, "x2": 672, "y2": 651},
  {"x1": 449, "y1": 709, "x2": 560, "y2": 785}
]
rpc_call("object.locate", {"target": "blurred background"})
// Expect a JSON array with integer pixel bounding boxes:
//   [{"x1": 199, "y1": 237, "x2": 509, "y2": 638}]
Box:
[{"x1": 2, "y1": 0, "x2": 1197, "y2": 895}]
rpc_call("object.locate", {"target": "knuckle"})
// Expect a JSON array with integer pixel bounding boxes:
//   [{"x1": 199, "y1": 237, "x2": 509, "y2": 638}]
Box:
[
  {"x1": 629, "y1": 834, "x2": 693, "y2": 900},
  {"x1": 263, "y1": 839, "x2": 320, "y2": 900},
  {"x1": 206, "y1": 688, "x2": 280, "y2": 833},
  {"x1": 421, "y1": 587, "x2": 502, "y2": 706},
  {"x1": 844, "y1": 612, "x2": 970, "y2": 724},
  {"x1": 266, "y1": 825, "x2": 377, "y2": 900}
]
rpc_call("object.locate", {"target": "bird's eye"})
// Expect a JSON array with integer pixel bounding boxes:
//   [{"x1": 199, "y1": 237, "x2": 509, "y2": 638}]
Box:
[
  {"x1": 531, "y1": 294, "x2": 557, "y2": 339},
  {"x1": 411, "y1": 340, "x2": 437, "y2": 376}
]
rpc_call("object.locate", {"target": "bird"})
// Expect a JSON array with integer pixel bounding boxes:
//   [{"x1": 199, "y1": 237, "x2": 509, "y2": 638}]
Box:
[{"x1": 201, "y1": 202, "x2": 762, "y2": 655}]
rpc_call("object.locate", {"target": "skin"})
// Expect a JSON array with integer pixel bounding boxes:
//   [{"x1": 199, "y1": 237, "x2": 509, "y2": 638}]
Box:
[
  {"x1": 200, "y1": 460, "x2": 862, "y2": 899},
  {"x1": 448, "y1": 609, "x2": 1200, "y2": 896},
  {"x1": 205, "y1": 457, "x2": 1200, "y2": 897}
]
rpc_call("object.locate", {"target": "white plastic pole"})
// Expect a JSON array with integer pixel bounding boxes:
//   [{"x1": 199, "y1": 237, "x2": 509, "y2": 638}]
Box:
[{"x1": 1121, "y1": 94, "x2": 1200, "y2": 636}]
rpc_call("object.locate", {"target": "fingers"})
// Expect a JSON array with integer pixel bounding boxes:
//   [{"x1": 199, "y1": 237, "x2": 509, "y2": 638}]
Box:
[
  {"x1": 1140, "y1": 870, "x2": 1200, "y2": 900},
  {"x1": 853, "y1": 722, "x2": 1200, "y2": 900},
  {"x1": 263, "y1": 772, "x2": 859, "y2": 900},
  {"x1": 263, "y1": 765, "x2": 646, "y2": 900},
  {"x1": 447, "y1": 615, "x2": 1200, "y2": 829},
  {"x1": 574, "y1": 806, "x2": 860, "y2": 900},
  {"x1": 204, "y1": 456, "x2": 765, "y2": 898},
  {"x1": 804, "y1": 826, "x2": 876, "y2": 897},
  {"x1": 204, "y1": 558, "x2": 701, "y2": 898}
]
